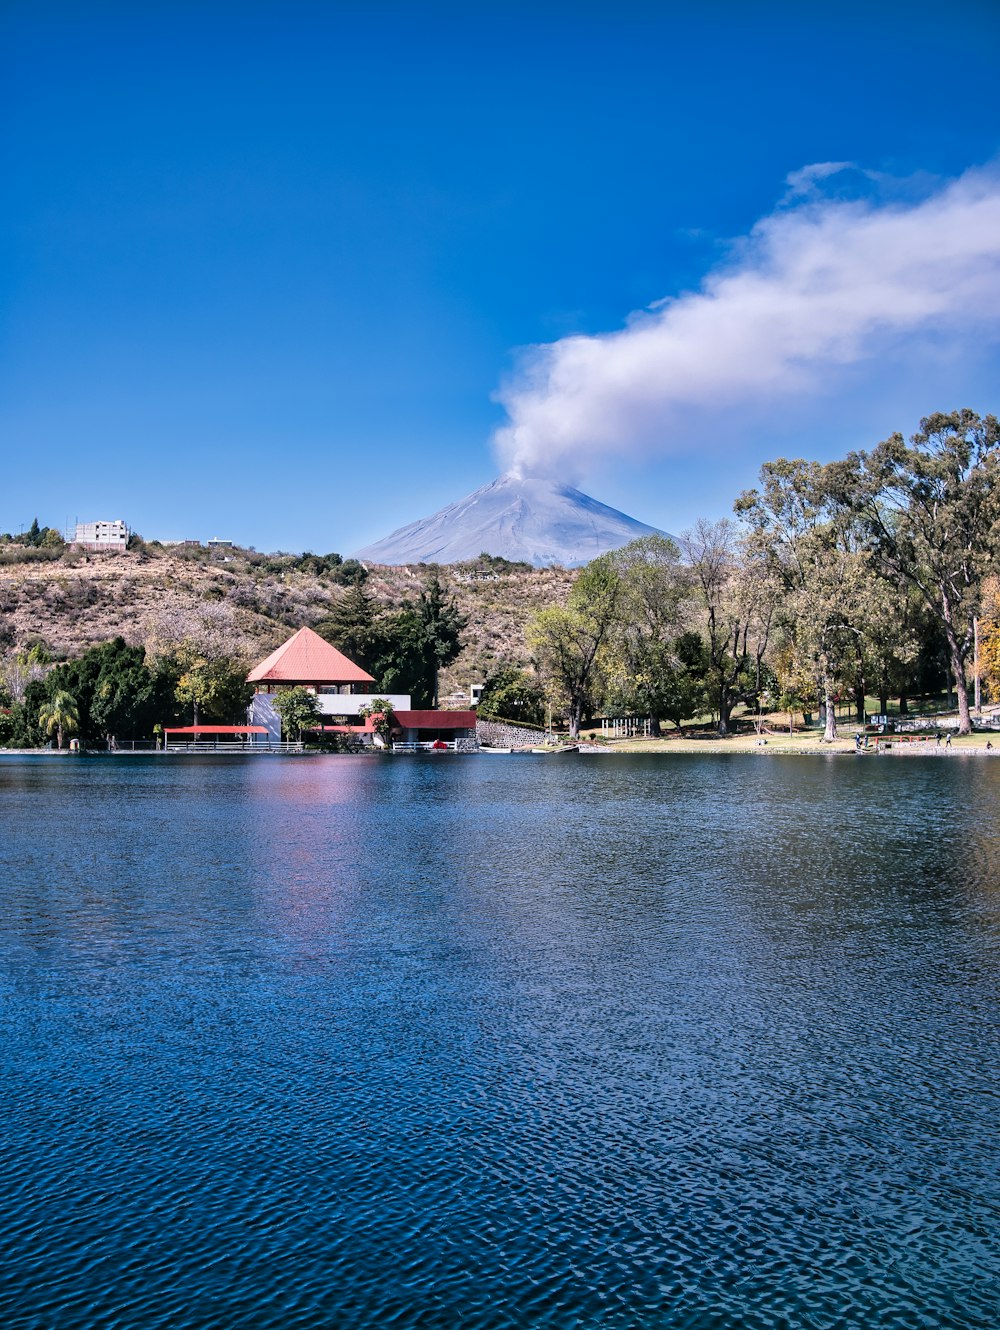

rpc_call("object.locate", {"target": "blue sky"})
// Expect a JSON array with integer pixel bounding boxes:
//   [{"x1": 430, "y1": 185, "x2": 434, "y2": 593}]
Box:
[{"x1": 3, "y1": 2, "x2": 999, "y2": 553}]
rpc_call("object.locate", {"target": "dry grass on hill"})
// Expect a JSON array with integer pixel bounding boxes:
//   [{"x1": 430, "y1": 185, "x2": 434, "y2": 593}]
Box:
[{"x1": 0, "y1": 546, "x2": 574, "y2": 693}]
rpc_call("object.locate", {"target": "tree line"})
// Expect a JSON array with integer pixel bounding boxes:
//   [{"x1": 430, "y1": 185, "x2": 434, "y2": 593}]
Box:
[
  {"x1": 2, "y1": 411, "x2": 997, "y2": 747},
  {"x1": 0, "y1": 574, "x2": 467, "y2": 748},
  {"x1": 484, "y1": 411, "x2": 1000, "y2": 739}
]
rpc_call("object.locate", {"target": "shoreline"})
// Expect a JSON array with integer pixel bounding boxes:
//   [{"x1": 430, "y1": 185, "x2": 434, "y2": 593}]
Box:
[
  {"x1": 604, "y1": 732, "x2": 1000, "y2": 756},
  {"x1": 3, "y1": 741, "x2": 998, "y2": 759}
]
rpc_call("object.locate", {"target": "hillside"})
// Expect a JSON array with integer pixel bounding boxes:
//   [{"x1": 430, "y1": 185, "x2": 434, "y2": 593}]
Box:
[{"x1": 0, "y1": 545, "x2": 575, "y2": 702}]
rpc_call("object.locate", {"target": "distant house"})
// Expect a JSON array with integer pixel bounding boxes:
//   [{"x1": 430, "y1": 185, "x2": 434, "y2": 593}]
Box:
[
  {"x1": 73, "y1": 519, "x2": 128, "y2": 552},
  {"x1": 246, "y1": 626, "x2": 478, "y2": 750}
]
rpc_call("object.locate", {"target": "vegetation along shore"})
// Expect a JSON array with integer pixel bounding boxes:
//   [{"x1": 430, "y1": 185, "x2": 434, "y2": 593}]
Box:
[{"x1": 2, "y1": 410, "x2": 999, "y2": 751}]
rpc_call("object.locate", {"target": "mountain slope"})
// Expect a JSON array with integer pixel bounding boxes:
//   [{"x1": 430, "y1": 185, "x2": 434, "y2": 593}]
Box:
[{"x1": 354, "y1": 473, "x2": 669, "y2": 567}]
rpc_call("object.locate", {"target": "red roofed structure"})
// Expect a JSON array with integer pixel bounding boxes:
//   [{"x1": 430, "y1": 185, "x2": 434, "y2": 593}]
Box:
[
  {"x1": 247, "y1": 626, "x2": 375, "y2": 686},
  {"x1": 244, "y1": 626, "x2": 479, "y2": 751}
]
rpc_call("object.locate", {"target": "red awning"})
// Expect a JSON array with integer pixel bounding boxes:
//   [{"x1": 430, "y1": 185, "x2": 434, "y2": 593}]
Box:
[{"x1": 163, "y1": 725, "x2": 269, "y2": 735}]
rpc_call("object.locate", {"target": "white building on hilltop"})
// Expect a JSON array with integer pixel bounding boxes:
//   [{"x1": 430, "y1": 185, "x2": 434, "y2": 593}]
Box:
[{"x1": 74, "y1": 519, "x2": 128, "y2": 552}]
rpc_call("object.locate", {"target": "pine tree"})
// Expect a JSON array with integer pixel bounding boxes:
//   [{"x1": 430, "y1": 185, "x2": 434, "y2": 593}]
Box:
[
  {"x1": 315, "y1": 584, "x2": 379, "y2": 670},
  {"x1": 418, "y1": 576, "x2": 467, "y2": 707}
]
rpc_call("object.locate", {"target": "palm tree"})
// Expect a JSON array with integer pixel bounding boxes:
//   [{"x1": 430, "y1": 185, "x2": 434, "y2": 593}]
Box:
[{"x1": 38, "y1": 690, "x2": 80, "y2": 749}]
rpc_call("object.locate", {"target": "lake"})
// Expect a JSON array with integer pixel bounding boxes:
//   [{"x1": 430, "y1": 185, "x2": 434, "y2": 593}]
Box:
[{"x1": 1, "y1": 753, "x2": 998, "y2": 1328}]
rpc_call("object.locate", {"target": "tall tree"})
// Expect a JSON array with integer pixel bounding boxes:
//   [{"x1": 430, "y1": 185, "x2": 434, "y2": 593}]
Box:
[
  {"x1": 605, "y1": 535, "x2": 692, "y2": 734},
  {"x1": 173, "y1": 653, "x2": 252, "y2": 726},
  {"x1": 369, "y1": 609, "x2": 435, "y2": 707},
  {"x1": 315, "y1": 584, "x2": 380, "y2": 670},
  {"x1": 417, "y1": 575, "x2": 467, "y2": 707},
  {"x1": 476, "y1": 664, "x2": 547, "y2": 727},
  {"x1": 838, "y1": 410, "x2": 1000, "y2": 734},
  {"x1": 527, "y1": 555, "x2": 621, "y2": 738},
  {"x1": 45, "y1": 638, "x2": 170, "y2": 746},
  {"x1": 736, "y1": 462, "x2": 867, "y2": 742},
  {"x1": 681, "y1": 519, "x2": 778, "y2": 736}
]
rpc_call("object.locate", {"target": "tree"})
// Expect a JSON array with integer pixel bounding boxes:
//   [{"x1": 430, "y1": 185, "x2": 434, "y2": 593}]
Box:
[
  {"x1": 681, "y1": 518, "x2": 778, "y2": 736},
  {"x1": 527, "y1": 555, "x2": 621, "y2": 738},
  {"x1": 38, "y1": 690, "x2": 79, "y2": 748},
  {"x1": 603, "y1": 632, "x2": 708, "y2": 733},
  {"x1": 272, "y1": 686, "x2": 321, "y2": 741},
  {"x1": 737, "y1": 463, "x2": 873, "y2": 743},
  {"x1": 418, "y1": 576, "x2": 467, "y2": 707},
  {"x1": 605, "y1": 535, "x2": 691, "y2": 734},
  {"x1": 332, "y1": 558, "x2": 368, "y2": 587},
  {"x1": 358, "y1": 697, "x2": 395, "y2": 746},
  {"x1": 44, "y1": 638, "x2": 170, "y2": 746},
  {"x1": 1, "y1": 643, "x2": 51, "y2": 703},
  {"x1": 315, "y1": 584, "x2": 380, "y2": 670},
  {"x1": 838, "y1": 410, "x2": 1000, "y2": 734},
  {"x1": 173, "y1": 652, "x2": 252, "y2": 726},
  {"x1": 476, "y1": 665, "x2": 546, "y2": 727},
  {"x1": 368, "y1": 609, "x2": 435, "y2": 706}
]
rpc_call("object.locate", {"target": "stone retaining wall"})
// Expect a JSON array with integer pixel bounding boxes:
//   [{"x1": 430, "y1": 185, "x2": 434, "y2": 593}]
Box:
[{"x1": 476, "y1": 719, "x2": 545, "y2": 748}]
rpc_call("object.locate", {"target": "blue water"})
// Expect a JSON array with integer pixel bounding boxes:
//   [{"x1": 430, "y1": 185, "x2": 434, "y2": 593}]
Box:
[{"x1": 1, "y1": 753, "x2": 998, "y2": 1329}]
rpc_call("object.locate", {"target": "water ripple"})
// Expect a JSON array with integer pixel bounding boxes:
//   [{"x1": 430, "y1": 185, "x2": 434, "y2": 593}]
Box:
[{"x1": 0, "y1": 753, "x2": 998, "y2": 1328}]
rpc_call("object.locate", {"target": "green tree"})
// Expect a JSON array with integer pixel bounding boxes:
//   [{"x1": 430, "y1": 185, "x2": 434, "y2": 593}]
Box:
[
  {"x1": 44, "y1": 638, "x2": 169, "y2": 746},
  {"x1": 38, "y1": 689, "x2": 79, "y2": 748},
  {"x1": 418, "y1": 575, "x2": 467, "y2": 706},
  {"x1": 368, "y1": 608, "x2": 434, "y2": 705},
  {"x1": 358, "y1": 697, "x2": 395, "y2": 746},
  {"x1": 315, "y1": 584, "x2": 380, "y2": 670},
  {"x1": 527, "y1": 555, "x2": 621, "y2": 738},
  {"x1": 737, "y1": 462, "x2": 869, "y2": 743},
  {"x1": 604, "y1": 632, "x2": 708, "y2": 733},
  {"x1": 173, "y1": 652, "x2": 252, "y2": 726},
  {"x1": 838, "y1": 410, "x2": 1000, "y2": 734},
  {"x1": 330, "y1": 558, "x2": 368, "y2": 586},
  {"x1": 681, "y1": 519, "x2": 778, "y2": 736},
  {"x1": 476, "y1": 665, "x2": 546, "y2": 727},
  {"x1": 605, "y1": 535, "x2": 690, "y2": 734},
  {"x1": 272, "y1": 686, "x2": 321, "y2": 741}
]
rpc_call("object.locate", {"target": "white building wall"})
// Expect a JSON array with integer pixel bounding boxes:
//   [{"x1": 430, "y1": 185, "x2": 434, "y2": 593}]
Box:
[
  {"x1": 74, "y1": 519, "x2": 128, "y2": 550},
  {"x1": 249, "y1": 691, "x2": 412, "y2": 738}
]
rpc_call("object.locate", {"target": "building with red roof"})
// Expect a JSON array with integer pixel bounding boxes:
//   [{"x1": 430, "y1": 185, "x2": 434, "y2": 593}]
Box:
[
  {"x1": 247, "y1": 626, "x2": 376, "y2": 687},
  {"x1": 246, "y1": 626, "x2": 479, "y2": 750}
]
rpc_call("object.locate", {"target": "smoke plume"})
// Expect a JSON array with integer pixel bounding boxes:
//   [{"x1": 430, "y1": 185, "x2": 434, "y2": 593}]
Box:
[{"x1": 494, "y1": 164, "x2": 1000, "y2": 478}]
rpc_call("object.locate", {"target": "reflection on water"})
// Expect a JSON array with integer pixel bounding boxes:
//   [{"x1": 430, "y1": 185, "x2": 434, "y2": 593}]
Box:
[{"x1": 1, "y1": 753, "x2": 998, "y2": 1329}]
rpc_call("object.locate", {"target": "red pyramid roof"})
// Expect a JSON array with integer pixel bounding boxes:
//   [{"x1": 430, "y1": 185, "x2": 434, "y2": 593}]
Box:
[{"x1": 247, "y1": 626, "x2": 376, "y2": 684}]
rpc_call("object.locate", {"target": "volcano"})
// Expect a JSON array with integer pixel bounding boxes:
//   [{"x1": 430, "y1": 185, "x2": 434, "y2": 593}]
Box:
[{"x1": 353, "y1": 473, "x2": 669, "y2": 568}]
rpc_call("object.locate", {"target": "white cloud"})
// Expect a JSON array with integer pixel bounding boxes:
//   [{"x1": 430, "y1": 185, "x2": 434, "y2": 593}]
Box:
[
  {"x1": 494, "y1": 164, "x2": 1000, "y2": 479},
  {"x1": 781, "y1": 160, "x2": 857, "y2": 201}
]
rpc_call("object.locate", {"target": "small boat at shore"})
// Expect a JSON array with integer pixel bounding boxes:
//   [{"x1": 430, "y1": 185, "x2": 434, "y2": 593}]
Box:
[
  {"x1": 531, "y1": 744, "x2": 578, "y2": 754},
  {"x1": 480, "y1": 747, "x2": 513, "y2": 754}
]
